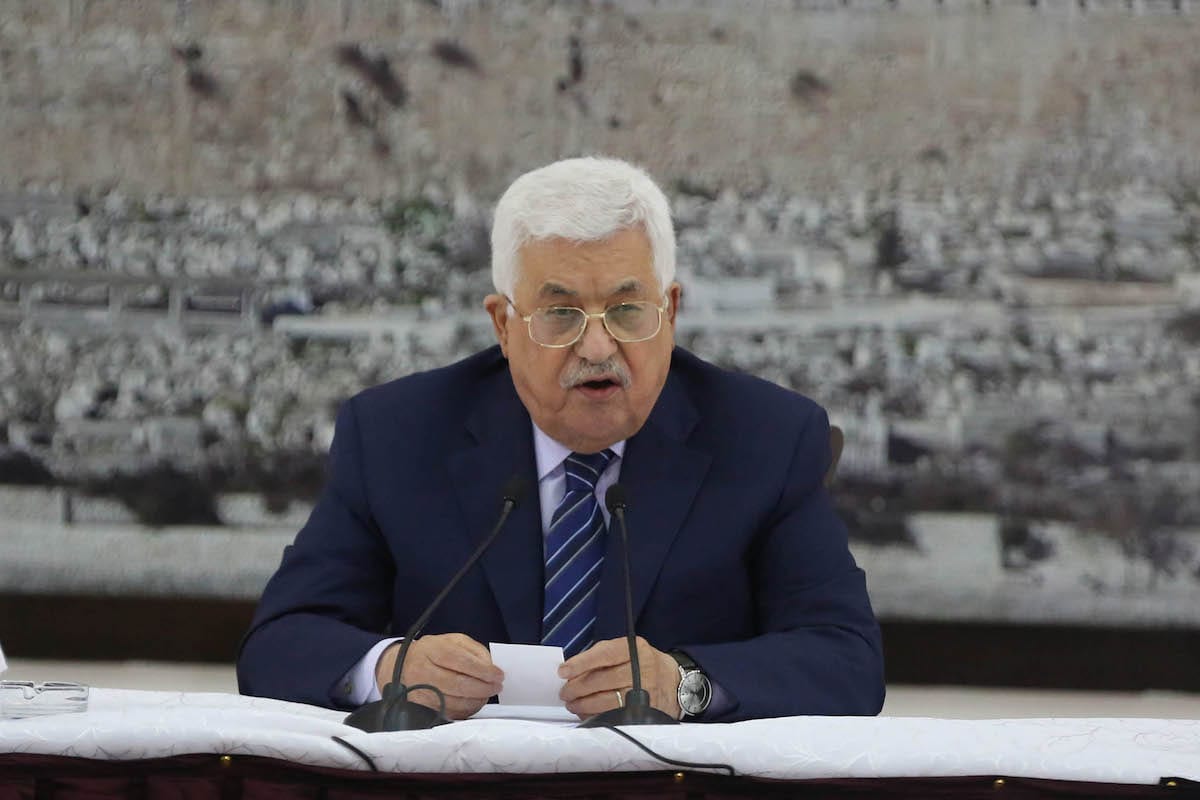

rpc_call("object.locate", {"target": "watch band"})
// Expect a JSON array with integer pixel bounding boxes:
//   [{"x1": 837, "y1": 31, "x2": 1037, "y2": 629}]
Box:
[{"x1": 670, "y1": 650, "x2": 700, "y2": 673}]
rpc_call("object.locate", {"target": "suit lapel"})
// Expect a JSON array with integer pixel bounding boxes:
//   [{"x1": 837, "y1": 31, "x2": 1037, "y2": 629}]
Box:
[
  {"x1": 594, "y1": 364, "x2": 711, "y2": 642},
  {"x1": 447, "y1": 370, "x2": 543, "y2": 645}
]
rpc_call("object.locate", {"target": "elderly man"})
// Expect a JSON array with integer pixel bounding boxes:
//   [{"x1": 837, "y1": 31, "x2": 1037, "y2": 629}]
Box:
[{"x1": 238, "y1": 157, "x2": 884, "y2": 722}]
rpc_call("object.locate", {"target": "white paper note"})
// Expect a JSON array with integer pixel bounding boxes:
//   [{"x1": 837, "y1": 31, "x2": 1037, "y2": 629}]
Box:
[{"x1": 489, "y1": 642, "x2": 566, "y2": 707}]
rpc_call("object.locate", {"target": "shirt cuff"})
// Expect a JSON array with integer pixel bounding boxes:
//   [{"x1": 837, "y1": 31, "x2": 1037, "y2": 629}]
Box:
[{"x1": 336, "y1": 637, "x2": 402, "y2": 706}]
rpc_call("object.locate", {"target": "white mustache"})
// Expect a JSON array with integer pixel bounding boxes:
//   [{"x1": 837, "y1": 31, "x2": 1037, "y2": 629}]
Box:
[{"x1": 560, "y1": 358, "x2": 632, "y2": 390}]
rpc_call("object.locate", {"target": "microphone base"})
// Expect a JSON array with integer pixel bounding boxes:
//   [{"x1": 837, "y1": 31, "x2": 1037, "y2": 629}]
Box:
[
  {"x1": 578, "y1": 703, "x2": 680, "y2": 728},
  {"x1": 344, "y1": 698, "x2": 451, "y2": 732}
]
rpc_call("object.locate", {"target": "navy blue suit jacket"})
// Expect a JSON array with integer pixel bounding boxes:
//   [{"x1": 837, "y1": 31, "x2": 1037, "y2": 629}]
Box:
[{"x1": 237, "y1": 346, "x2": 884, "y2": 721}]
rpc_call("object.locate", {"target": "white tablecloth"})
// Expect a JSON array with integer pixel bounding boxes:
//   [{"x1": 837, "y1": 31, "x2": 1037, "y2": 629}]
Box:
[{"x1": 1, "y1": 688, "x2": 1197, "y2": 784}]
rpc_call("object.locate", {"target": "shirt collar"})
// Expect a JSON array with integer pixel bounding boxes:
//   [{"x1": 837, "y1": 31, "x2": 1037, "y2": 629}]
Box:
[{"x1": 532, "y1": 422, "x2": 625, "y2": 481}]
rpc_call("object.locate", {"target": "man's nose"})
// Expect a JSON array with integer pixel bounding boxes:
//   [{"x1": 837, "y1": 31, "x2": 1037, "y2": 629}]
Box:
[{"x1": 574, "y1": 314, "x2": 618, "y2": 362}]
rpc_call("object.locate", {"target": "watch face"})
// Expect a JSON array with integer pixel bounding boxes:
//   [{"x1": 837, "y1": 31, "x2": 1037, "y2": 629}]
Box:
[{"x1": 679, "y1": 670, "x2": 711, "y2": 715}]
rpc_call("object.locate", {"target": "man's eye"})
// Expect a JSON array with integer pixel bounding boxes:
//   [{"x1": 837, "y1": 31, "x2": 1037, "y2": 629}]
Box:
[
  {"x1": 608, "y1": 304, "x2": 643, "y2": 320},
  {"x1": 544, "y1": 307, "x2": 578, "y2": 319}
]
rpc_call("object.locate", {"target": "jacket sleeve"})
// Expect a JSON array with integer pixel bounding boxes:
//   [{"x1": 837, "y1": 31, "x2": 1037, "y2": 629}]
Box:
[
  {"x1": 683, "y1": 407, "x2": 886, "y2": 721},
  {"x1": 236, "y1": 398, "x2": 395, "y2": 708}
]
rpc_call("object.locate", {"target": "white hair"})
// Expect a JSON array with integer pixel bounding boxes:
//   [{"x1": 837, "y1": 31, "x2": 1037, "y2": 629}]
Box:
[{"x1": 490, "y1": 157, "x2": 676, "y2": 298}]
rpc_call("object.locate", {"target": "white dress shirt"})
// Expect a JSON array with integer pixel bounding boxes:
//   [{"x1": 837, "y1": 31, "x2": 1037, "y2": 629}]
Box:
[{"x1": 337, "y1": 423, "x2": 625, "y2": 704}]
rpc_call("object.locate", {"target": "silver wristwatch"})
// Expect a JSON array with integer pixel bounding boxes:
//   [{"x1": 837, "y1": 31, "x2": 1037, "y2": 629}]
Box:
[{"x1": 670, "y1": 651, "x2": 712, "y2": 718}]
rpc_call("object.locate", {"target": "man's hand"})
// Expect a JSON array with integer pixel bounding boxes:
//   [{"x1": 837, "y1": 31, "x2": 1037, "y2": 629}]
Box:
[
  {"x1": 557, "y1": 636, "x2": 681, "y2": 720},
  {"x1": 375, "y1": 633, "x2": 504, "y2": 720}
]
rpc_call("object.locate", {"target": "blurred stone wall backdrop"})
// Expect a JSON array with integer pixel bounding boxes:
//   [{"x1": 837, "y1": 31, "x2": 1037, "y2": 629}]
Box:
[
  {"x1": 5, "y1": 0, "x2": 1200, "y2": 196},
  {"x1": 3, "y1": 0, "x2": 1200, "y2": 633}
]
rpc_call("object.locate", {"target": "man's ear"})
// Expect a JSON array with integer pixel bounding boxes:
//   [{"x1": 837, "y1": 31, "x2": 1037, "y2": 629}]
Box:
[
  {"x1": 665, "y1": 282, "x2": 682, "y2": 327},
  {"x1": 483, "y1": 294, "x2": 511, "y2": 357}
]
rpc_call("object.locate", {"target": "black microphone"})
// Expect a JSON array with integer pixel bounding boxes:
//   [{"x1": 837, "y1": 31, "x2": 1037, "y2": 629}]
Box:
[
  {"x1": 579, "y1": 483, "x2": 678, "y2": 727},
  {"x1": 345, "y1": 474, "x2": 530, "y2": 732}
]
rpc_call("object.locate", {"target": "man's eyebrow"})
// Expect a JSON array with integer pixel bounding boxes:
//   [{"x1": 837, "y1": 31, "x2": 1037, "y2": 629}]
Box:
[
  {"x1": 608, "y1": 279, "x2": 644, "y2": 297},
  {"x1": 536, "y1": 282, "x2": 578, "y2": 299},
  {"x1": 535, "y1": 278, "x2": 646, "y2": 301}
]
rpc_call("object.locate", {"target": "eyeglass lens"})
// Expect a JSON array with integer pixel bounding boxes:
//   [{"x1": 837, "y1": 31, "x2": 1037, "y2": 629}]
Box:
[{"x1": 530, "y1": 302, "x2": 659, "y2": 345}]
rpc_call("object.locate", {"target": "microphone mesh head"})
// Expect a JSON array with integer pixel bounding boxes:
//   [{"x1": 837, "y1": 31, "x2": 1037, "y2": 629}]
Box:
[
  {"x1": 604, "y1": 483, "x2": 628, "y2": 513},
  {"x1": 501, "y1": 474, "x2": 531, "y2": 505}
]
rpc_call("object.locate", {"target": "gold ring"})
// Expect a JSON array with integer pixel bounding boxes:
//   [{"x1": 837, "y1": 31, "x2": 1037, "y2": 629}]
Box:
[{"x1": 615, "y1": 690, "x2": 625, "y2": 708}]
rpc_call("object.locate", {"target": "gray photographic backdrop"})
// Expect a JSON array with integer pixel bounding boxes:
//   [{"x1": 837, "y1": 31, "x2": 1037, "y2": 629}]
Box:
[{"x1": 2, "y1": 0, "x2": 1199, "y2": 633}]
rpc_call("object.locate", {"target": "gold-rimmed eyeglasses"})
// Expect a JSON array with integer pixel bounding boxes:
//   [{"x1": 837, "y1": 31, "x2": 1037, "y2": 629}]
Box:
[{"x1": 507, "y1": 297, "x2": 670, "y2": 348}]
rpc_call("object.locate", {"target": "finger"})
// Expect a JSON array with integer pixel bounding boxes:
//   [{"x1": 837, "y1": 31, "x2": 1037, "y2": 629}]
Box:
[
  {"x1": 565, "y1": 687, "x2": 625, "y2": 719},
  {"x1": 426, "y1": 666, "x2": 503, "y2": 700},
  {"x1": 560, "y1": 662, "x2": 633, "y2": 703},
  {"x1": 438, "y1": 642, "x2": 505, "y2": 683},
  {"x1": 431, "y1": 663, "x2": 503, "y2": 694},
  {"x1": 406, "y1": 686, "x2": 446, "y2": 710},
  {"x1": 424, "y1": 640, "x2": 505, "y2": 684},
  {"x1": 402, "y1": 660, "x2": 502, "y2": 700},
  {"x1": 409, "y1": 652, "x2": 504, "y2": 696},
  {"x1": 558, "y1": 638, "x2": 628, "y2": 679},
  {"x1": 424, "y1": 633, "x2": 495, "y2": 666},
  {"x1": 445, "y1": 633, "x2": 495, "y2": 662}
]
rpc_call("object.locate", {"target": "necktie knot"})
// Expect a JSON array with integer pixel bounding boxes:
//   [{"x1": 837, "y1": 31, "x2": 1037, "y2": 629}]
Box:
[{"x1": 564, "y1": 449, "x2": 614, "y2": 493}]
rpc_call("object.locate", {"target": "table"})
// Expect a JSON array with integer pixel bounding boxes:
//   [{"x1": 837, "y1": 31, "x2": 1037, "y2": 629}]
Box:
[{"x1": 1, "y1": 689, "x2": 1197, "y2": 798}]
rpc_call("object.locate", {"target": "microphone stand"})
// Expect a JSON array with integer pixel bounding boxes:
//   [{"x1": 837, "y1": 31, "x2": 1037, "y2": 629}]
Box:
[
  {"x1": 579, "y1": 485, "x2": 678, "y2": 727},
  {"x1": 345, "y1": 478, "x2": 527, "y2": 732}
]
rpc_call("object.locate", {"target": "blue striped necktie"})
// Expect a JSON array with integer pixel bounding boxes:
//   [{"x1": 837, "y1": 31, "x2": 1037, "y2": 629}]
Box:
[{"x1": 541, "y1": 449, "x2": 615, "y2": 658}]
